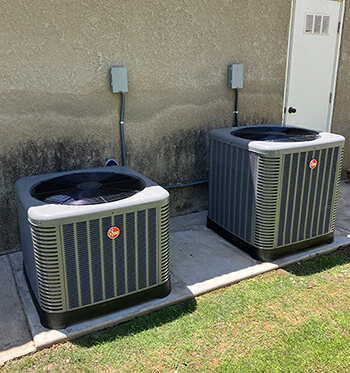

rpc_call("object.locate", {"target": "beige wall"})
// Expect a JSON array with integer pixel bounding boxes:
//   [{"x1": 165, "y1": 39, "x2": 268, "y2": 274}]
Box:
[
  {"x1": 0, "y1": 0, "x2": 291, "y2": 252},
  {"x1": 333, "y1": 4, "x2": 350, "y2": 174}
]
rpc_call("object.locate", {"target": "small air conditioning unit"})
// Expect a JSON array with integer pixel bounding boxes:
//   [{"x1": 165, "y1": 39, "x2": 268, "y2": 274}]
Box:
[
  {"x1": 16, "y1": 166, "x2": 170, "y2": 329},
  {"x1": 207, "y1": 125, "x2": 344, "y2": 261}
]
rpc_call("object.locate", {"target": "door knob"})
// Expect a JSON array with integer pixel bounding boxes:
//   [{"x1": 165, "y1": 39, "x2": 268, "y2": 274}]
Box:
[{"x1": 288, "y1": 107, "x2": 297, "y2": 114}]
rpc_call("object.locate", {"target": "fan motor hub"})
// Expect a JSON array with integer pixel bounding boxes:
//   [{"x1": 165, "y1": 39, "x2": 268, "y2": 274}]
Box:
[{"x1": 77, "y1": 182, "x2": 102, "y2": 190}]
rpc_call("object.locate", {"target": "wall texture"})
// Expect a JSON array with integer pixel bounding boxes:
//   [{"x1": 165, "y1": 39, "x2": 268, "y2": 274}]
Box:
[
  {"x1": 333, "y1": 3, "x2": 350, "y2": 174},
  {"x1": 0, "y1": 0, "x2": 291, "y2": 252}
]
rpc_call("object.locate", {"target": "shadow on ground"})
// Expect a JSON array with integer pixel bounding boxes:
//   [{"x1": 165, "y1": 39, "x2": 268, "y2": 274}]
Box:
[
  {"x1": 73, "y1": 299, "x2": 197, "y2": 348},
  {"x1": 283, "y1": 246, "x2": 350, "y2": 276}
]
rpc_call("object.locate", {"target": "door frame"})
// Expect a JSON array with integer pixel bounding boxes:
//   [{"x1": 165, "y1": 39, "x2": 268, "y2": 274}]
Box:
[{"x1": 282, "y1": 0, "x2": 346, "y2": 131}]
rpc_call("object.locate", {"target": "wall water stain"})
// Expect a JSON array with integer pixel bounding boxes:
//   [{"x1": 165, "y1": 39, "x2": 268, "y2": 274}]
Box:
[
  {"x1": 0, "y1": 118, "x2": 270, "y2": 253},
  {"x1": 0, "y1": 137, "x2": 110, "y2": 252}
]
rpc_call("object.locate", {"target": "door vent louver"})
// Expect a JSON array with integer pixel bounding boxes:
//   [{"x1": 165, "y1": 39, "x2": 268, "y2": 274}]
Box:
[{"x1": 305, "y1": 14, "x2": 330, "y2": 35}]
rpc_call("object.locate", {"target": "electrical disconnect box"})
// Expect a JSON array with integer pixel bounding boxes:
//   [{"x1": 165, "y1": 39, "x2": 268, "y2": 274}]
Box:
[
  {"x1": 227, "y1": 63, "x2": 243, "y2": 89},
  {"x1": 110, "y1": 66, "x2": 128, "y2": 93}
]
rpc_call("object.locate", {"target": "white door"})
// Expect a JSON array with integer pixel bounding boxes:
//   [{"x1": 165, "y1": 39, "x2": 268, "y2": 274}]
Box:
[{"x1": 283, "y1": 0, "x2": 345, "y2": 132}]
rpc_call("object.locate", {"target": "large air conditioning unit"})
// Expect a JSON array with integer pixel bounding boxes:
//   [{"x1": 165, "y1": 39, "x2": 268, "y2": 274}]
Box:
[
  {"x1": 207, "y1": 125, "x2": 344, "y2": 261},
  {"x1": 15, "y1": 166, "x2": 170, "y2": 329}
]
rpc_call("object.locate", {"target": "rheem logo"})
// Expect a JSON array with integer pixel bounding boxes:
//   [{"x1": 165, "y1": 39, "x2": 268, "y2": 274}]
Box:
[
  {"x1": 107, "y1": 226, "x2": 120, "y2": 239},
  {"x1": 309, "y1": 159, "x2": 317, "y2": 169}
]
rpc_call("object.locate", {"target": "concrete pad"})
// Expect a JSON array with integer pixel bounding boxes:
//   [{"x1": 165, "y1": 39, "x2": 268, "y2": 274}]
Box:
[
  {"x1": 170, "y1": 226, "x2": 265, "y2": 295},
  {"x1": 335, "y1": 181, "x2": 350, "y2": 235},
  {"x1": 3, "y1": 181, "x2": 350, "y2": 359},
  {"x1": 0, "y1": 254, "x2": 36, "y2": 365},
  {"x1": 11, "y1": 251, "x2": 193, "y2": 348},
  {"x1": 170, "y1": 211, "x2": 207, "y2": 232},
  {"x1": 11, "y1": 215, "x2": 350, "y2": 352},
  {"x1": 0, "y1": 342, "x2": 36, "y2": 367}
]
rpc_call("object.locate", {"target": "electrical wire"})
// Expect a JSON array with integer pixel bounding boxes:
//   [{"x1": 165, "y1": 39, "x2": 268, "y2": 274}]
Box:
[
  {"x1": 233, "y1": 88, "x2": 239, "y2": 127},
  {"x1": 163, "y1": 180, "x2": 208, "y2": 189},
  {"x1": 104, "y1": 158, "x2": 118, "y2": 167},
  {"x1": 120, "y1": 92, "x2": 126, "y2": 166}
]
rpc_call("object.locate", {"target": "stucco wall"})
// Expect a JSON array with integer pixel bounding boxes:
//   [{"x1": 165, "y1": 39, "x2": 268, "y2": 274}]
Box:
[
  {"x1": 0, "y1": 0, "x2": 291, "y2": 252},
  {"x1": 333, "y1": 4, "x2": 350, "y2": 175}
]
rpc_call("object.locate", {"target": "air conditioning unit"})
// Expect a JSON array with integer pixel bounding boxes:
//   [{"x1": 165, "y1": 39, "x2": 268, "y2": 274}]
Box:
[
  {"x1": 15, "y1": 166, "x2": 170, "y2": 329},
  {"x1": 207, "y1": 125, "x2": 344, "y2": 261}
]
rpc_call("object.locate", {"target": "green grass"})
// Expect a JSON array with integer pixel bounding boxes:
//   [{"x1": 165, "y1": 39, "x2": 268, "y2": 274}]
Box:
[{"x1": 3, "y1": 247, "x2": 350, "y2": 373}]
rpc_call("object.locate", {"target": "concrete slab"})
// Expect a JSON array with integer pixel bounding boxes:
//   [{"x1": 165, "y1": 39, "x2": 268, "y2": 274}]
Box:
[
  {"x1": 0, "y1": 255, "x2": 36, "y2": 366},
  {"x1": 11, "y1": 215, "x2": 350, "y2": 353},
  {"x1": 170, "y1": 226, "x2": 262, "y2": 293},
  {"x1": 3, "y1": 181, "x2": 350, "y2": 362},
  {"x1": 170, "y1": 211, "x2": 207, "y2": 232},
  {"x1": 11, "y1": 252, "x2": 193, "y2": 349},
  {"x1": 335, "y1": 181, "x2": 350, "y2": 235}
]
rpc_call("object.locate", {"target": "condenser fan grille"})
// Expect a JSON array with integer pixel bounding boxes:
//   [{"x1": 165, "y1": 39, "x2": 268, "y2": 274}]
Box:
[
  {"x1": 31, "y1": 172, "x2": 145, "y2": 205},
  {"x1": 233, "y1": 126, "x2": 319, "y2": 142}
]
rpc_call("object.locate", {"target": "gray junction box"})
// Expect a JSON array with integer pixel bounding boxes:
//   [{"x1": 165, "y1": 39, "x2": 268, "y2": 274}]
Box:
[
  {"x1": 110, "y1": 66, "x2": 128, "y2": 93},
  {"x1": 227, "y1": 63, "x2": 243, "y2": 89}
]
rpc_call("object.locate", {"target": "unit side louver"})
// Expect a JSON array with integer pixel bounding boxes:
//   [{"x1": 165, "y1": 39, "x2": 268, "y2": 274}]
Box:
[
  {"x1": 255, "y1": 156, "x2": 281, "y2": 249},
  {"x1": 31, "y1": 225, "x2": 63, "y2": 312},
  {"x1": 160, "y1": 203, "x2": 170, "y2": 283}
]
